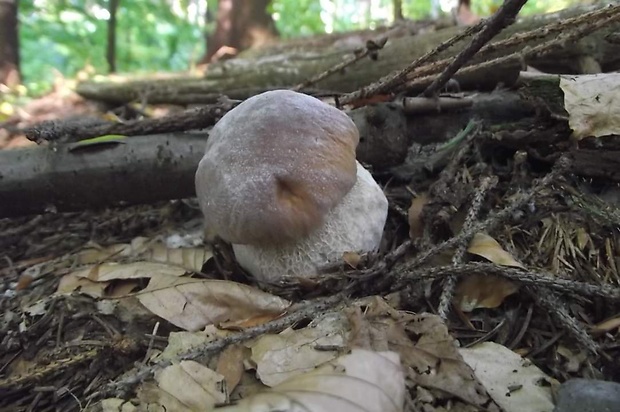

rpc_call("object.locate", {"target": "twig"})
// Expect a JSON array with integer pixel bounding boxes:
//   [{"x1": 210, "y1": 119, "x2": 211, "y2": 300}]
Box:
[
  {"x1": 292, "y1": 36, "x2": 388, "y2": 92},
  {"x1": 23, "y1": 100, "x2": 237, "y2": 143},
  {"x1": 437, "y1": 175, "x2": 497, "y2": 319},
  {"x1": 338, "y1": 20, "x2": 484, "y2": 106},
  {"x1": 396, "y1": 262, "x2": 620, "y2": 302},
  {"x1": 528, "y1": 287, "x2": 600, "y2": 354},
  {"x1": 422, "y1": 0, "x2": 528, "y2": 97}
]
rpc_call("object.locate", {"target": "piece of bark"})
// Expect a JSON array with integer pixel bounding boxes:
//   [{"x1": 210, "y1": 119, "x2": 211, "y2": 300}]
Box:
[{"x1": 76, "y1": 3, "x2": 620, "y2": 105}]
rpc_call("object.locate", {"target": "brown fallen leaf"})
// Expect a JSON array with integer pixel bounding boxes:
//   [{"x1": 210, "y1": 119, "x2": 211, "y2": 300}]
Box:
[
  {"x1": 216, "y1": 344, "x2": 246, "y2": 393},
  {"x1": 467, "y1": 232, "x2": 525, "y2": 268},
  {"x1": 454, "y1": 274, "x2": 520, "y2": 312},
  {"x1": 408, "y1": 192, "x2": 430, "y2": 240},
  {"x1": 137, "y1": 275, "x2": 290, "y2": 331},
  {"x1": 459, "y1": 232, "x2": 523, "y2": 311}
]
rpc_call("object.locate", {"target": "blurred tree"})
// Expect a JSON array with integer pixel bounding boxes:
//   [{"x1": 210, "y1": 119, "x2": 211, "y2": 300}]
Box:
[
  {"x1": 394, "y1": 0, "x2": 403, "y2": 20},
  {"x1": 200, "y1": 0, "x2": 278, "y2": 63},
  {"x1": 107, "y1": 0, "x2": 120, "y2": 73},
  {"x1": 0, "y1": 0, "x2": 20, "y2": 87}
]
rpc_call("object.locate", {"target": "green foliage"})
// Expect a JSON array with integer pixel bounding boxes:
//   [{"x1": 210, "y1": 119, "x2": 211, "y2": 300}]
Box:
[
  {"x1": 270, "y1": 0, "x2": 325, "y2": 37},
  {"x1": 19, "y1": 0, "x2": 204, "y2": 95}
]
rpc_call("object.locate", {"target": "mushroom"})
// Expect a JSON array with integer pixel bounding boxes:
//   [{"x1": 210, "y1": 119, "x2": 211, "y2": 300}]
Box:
[{"x1": 195, "y1": 90, "x2": 388, "y2": 282}]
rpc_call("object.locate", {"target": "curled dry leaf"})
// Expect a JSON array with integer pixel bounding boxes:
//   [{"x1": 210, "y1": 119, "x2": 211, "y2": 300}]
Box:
[
  {"x1": 467, "y1": 233, "x2": 524, "y2": 269},
  {"x1": 217, "y1": 349, "x2": 405, "y2": 412},
  {"x1": 137, "y1": 275, "x2": 290, "y2": 331}
]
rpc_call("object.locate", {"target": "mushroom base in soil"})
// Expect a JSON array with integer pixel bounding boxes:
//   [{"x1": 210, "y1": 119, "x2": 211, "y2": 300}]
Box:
[
  {"x1": 195, "y1": 89, "x2": 389, "y2": 283},
  {"x1": 233, "y1": 162, "x2": 388, "y2": 282}
]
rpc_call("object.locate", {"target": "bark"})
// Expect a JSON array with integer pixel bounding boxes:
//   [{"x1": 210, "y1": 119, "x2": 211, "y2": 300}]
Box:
[
  {"x1": 201, "y1": 0, "x2": 278, "y2": 63},
  {"x1": 0, "y1": 0, "x2": 20, "y2": 87},
  {"x1": 3, "y1": 72, "x2": 619, "y2": 217},
  {"x1": 76, "y1": 3, "x2": 620, "y2": 105}
]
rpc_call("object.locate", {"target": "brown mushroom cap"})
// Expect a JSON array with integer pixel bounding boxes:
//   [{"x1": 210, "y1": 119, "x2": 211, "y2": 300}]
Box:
[{"x1": 195, "y1": 90, "x2": 359, "y2": 245}]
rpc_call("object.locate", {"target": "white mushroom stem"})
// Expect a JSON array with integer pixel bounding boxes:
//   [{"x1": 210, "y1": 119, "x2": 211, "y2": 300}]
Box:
[{"x1": 233, "y1": 162, "x2": 388, "y2": 282}]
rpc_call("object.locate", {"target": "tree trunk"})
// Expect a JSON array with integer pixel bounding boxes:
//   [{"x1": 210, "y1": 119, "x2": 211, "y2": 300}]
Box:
[
  {"x1": 0, "y1": 0, "x2": 20, "y2": 87},
  {"x1": 107, "y1": 0, "x2": 120, "y2": 73},
  {"x1": 200, "y1": 0, "x2": 278, "y2": 63}
]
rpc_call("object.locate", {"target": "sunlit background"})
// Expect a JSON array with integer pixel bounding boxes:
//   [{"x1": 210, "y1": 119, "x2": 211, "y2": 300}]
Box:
[{"x1": 21, "y1": 0, "x2": 580, "y2": 93}]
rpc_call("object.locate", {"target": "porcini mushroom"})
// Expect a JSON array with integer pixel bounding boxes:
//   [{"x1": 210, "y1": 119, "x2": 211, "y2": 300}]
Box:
[{"x1": 195, "y1": 90, "x2": 388, "y2": 282}]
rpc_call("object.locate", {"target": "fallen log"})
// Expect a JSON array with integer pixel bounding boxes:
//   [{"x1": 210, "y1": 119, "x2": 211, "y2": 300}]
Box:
[
  {"x1": 3, "y1": 72, "x2": 620, "y2": 218},
  {"x1": 76, "y1": 3, "x2": 620, "y2": 105}
]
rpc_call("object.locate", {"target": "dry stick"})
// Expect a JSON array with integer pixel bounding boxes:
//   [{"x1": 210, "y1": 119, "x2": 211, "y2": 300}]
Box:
[
  {"x1": 96, "y1": 294, "x2": 344, "y2": 399},
  {"x1": 422, "y1": 0, "x2": 528, "y2": 97},
  {"x1": 385, "y1": 156, "x2": 570, "y2": 293},
  {"x1": 437, "y1": 175, "x2": 498, "y2": 319},
  {"x1": 291, "y1": 36, "x2": 389, "y2": 92},
  {"x1": 338, "y1": 20, "x2": 484, "y2": 106},
  {"x1": 395, "y1": 262, "x2": 620, "y2": 302},
  {"x1": 24, "y1": 100, "x2": 237, "y2": 143},
  {"x1": 399, "y1": 4, "x2": 620, "y2": 88},
  {"x1": 528, "y1": 287, "x2": 600, "y2": 354},
  {"x1": 404, "y1": 6, "x2": 620, "y2": 92}
]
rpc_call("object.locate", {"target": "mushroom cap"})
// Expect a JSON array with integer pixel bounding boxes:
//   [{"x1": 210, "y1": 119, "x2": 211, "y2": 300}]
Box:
[
  {"x1": 195, "y1": 90, "x2": 359, "y2": 245},
  {"x1": 232, "y1": 162, "x2": 388, "y2": 282}
]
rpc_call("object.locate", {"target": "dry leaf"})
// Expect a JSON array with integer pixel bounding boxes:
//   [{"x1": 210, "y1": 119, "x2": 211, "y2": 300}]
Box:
[
  {"x1": 351, "y1": 299, "x2": 498, "y2": 410},
  {"x1": 467, "y1": 232, "x2": 524, "y2": 268},
  {"x1": 560, "y1": 73, "x2": 620, "y2": 140},
  {"x1": 100, "y1": 398, "x2": 136, "y2": 412},
  {"x1": 56, "y1": 273, "x2": 109, "y2": 298},
  {"x1": 218, "y1": 349, "x2": 404, "y2": 412},
  {"x1": 454, "y1": 274, "x2": 520, "y2": 312},
  {"x1": 408, "y1": 193, "x2": 429, "y2": 240},
  {"x1": 146, "y1": 243, "x2": 212, "y2": 272},
  {"x1": 342, "y1": 251, "x2": 361, "y2": 268},
  {"x1": 77, "y1": 237, "x2": 212, "y2": 272},
  {"x1": 460, "y1": 342, "x2": 556, "y2": 412},
  {"x1": 137, "y1": 276, "x2": 290, "y2": 331},
  {"x1": 250, "y1": 312, "x2": 348, "y2": 387},
  {"x1": 217, "y1": 344, "x2": 246, "y2": 393},
  {"x1": 137, "y1": 361, "x2": 227, "y2": 411},
  {"x1": 590, "y1": 315, "x2": 620, "y2": 334}
]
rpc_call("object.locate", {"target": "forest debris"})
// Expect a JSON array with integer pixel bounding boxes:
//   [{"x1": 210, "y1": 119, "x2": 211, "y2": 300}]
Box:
[
  {"x1": 407, "y1": 192, "x2": 430, "y2": 240},
  {"x1": 138, "y1": 361, "x2": 227, "y2": 411},
  {"x1": 560, "y1": 73, "x2": 620, "y2": 140},
  {"x1": 218, "y1": 349, "x2": 405, "y2": 412},
  {"x1": 250, "y1": 312, "x2": 348, "y2": 387},
  {"x1": 137, "y1": 276, "x2": 290, "y2": 332},
  {"x1": 454, "y1": 273, "x2": 520, "y2": 311},
  {"x1": 467, "y1": 232, "x2": 525, "y2": 269},
  {"x1": 460, "y1": 342, "x2": 557, "y2": 412}
]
